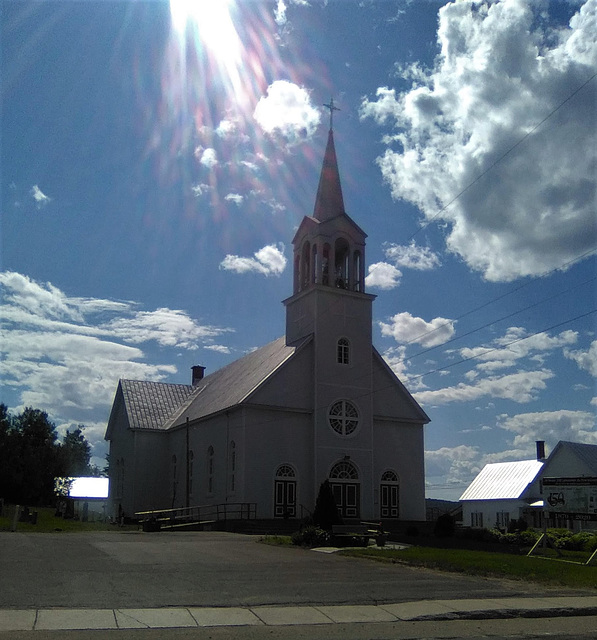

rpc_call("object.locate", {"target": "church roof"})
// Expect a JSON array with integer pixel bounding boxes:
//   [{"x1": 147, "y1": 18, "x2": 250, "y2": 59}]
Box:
[
  {"x1": 459, "y1": 460, "x2": 544, "y2": 501},
  {"x1": 119, "y1": 380, "x2": 199, "y2": 431},
  {"x1": 547, "y1": 440, "x2": 597, "y2": 474},
  {"x1": 313, "y1": 128, "x2": 345, "y2": 221},
  {"x1": 115, "y1": 335, "x2": 311, "y2": 432}
]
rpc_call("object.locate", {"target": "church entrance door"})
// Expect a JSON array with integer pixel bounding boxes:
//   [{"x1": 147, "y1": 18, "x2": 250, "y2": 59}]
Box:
[
  {"x1": 330, "y1": 482, "x2": 360, "y2": 519},
  {"x1": 274, "y1": 465, "x2": 296, "y2": 518},
  {"x1": 380, "y1": 470, "x2": 399, "y2": 519}
]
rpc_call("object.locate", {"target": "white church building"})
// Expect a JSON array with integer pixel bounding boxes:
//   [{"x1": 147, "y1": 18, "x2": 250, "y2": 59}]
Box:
[{"x1": 105, "y1": 123, "x2": 430, "y2": 524}]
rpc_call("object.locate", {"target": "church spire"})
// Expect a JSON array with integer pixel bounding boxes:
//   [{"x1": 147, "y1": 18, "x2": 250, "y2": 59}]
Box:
[{"x1": 313, "y1": 99, "x2": 345, "y2": 221}]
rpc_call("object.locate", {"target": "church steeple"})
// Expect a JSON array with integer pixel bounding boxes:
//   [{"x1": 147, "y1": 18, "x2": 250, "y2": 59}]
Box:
[{"x1": 313, "y1": 128, "x2": 345, "y2": 221}]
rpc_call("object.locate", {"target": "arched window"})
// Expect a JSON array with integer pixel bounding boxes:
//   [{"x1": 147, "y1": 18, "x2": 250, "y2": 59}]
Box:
[
  {"x1": 188, "y1": 450, "x2": 194, "y2": 496},
  {"x1": 329, "y1": 460, "x2": 359, "y2": 480},
  {"x1": 380, "y1": 469, "x2": 399, "y2": 519},
  {"x1": 301, "y1": 242, "x2": 311, "y2": 290},
  {"x1": 353, "y1": 251, "x2": 362, "y2": 292},
  {"x1": 312, "y1": 244, "x2": 318, "y2": 284},
  {"x1": 334, "y1": 238, "x2": 350, "y2": 289},
  {"x1": 274, "y1": 464, "x2": 297, "y2": 518},
  {"x1": 328, "y1": 400, "x2": 359, "y2": 436},
  {"x1": 293, "y1": 255, "x2": 300, "y2": 294},
  {"x1": 275, "y1": 464, "x2": 296, "y2": 478},
  {"x1": 329, "y1": 460, "x2": 360, "y2": 518},
  {"x1": 229, "y1": 441, "x2": 236, "y2": 493},
  {"x1": 322, "y1": 244, "x2": 331, "y2": 285},
  {"x1": 337, "y1": 338, "x2": 350, "y2": 365},
  {"x1": 207, "y1": 446, "x2": 214, "y2": 494}
]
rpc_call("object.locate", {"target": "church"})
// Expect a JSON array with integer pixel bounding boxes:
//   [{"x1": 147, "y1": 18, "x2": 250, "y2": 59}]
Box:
[{"x1": 105, "y1": 119, "x2": 430, "y2": 524}]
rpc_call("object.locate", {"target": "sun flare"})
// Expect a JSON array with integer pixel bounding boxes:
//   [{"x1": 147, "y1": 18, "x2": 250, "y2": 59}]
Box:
[{"x1": 170, "y1": 0, "x2": 240, "y2": 61}]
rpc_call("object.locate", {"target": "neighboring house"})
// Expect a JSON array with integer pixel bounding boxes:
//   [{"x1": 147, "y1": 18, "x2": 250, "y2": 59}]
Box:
[
  {"x1": 460, "y1": 441, "x2": 597, "y2": 531},
  {"x1": 460, "y1": 459, "x2": 544, "y2": 530},
  {"x1": 104, "y1": 125, "x2": 430, "y2": 524}
]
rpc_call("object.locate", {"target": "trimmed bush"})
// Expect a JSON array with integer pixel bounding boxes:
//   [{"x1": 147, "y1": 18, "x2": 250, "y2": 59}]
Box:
[{"x1": 291, "y1": 526, "x2": 330, "y2": 548}]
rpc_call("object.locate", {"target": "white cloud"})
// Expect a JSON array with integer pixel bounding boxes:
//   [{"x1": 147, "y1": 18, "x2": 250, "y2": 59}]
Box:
[
  {"x1": 199, "y1": 148, "x2": 218, "y2": 168},
  {"x1": 461, "y1": 328, "x2": 578, "y2": 372},
  {"x1": 204, "y1": 344, "x2": 232, "y2": 354},
  {"x1": 225, "y1": 193, "x2": 244, "y2": 206},
  {"x1": 415, "y1": 369, "x2": 554, "y2": 405},
  {"x1": 591, "y1": 397, "x2": 597, "y2": 406},
  {"x1": 498, "y1": 410, "x2": 597, "y2": 449},
  {"x1": 192, "y1": 183, "x2": 211, "y2": 197},
  {"x1": 384, "y1": 241, "x2": 440, "y2": 270},
  {"x1": 360, "y1": 0, "x2": 597, "y2": 281},
  {"x1": 565, "y1": 339, "x2": 597, "y2": 376},
  {"x1": 219, "y1": 243, "x2": 287, "y2": 276},
  {"x1": 425, "y1": 444, "x2": 482, "y2": 488},
  {"x1": 380, "y1": 311, "x2": 455, "y2": 347},
  {"x1": 365, "y1": 262, "x2": 402, "y2": 290},
  {"x1": 215, "y1": 119, "x2": 237, "y2": 138},
  {"x1": 30, "y1": 185, "x2": 51, "y2": 208},
  {"x1": 254, "y1": 81, "x2": 321, "y2": 145},
  {"x1": 274, "y1": 0, "x2": 287, "y2": 26},
  {"x1": 0, "y1": 271, "x2": 232, "y2": 420}
]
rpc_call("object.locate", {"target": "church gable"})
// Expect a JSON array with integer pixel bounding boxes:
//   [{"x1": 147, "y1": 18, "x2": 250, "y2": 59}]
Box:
[
  {"x1": 246, "y1": 336, "x2": 314, "y2": 410},
  {"x1": 371, "y1": 349, "x2": 429, "y2": 423}
]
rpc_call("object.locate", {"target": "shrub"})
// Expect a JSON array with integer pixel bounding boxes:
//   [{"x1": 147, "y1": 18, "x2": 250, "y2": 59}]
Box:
[
  {"x1": 312, "y1": 480, "x2": 342, "y2": 530},
  {"x1": 291, "y1": 526, "x2": 330, "y2": 548},
  {"x1": 433, "y1": 513, "x2": 455, "y2": 538}
]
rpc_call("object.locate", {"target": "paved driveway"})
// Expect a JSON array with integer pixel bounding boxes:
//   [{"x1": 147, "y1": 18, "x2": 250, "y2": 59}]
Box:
[{"x1": 0, "y1": 531, "x2": 585, "y2": 609}]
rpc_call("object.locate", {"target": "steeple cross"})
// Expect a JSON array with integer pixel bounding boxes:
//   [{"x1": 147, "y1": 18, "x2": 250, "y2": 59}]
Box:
[{"x1": 323, "y1": 97, "x2": 340, "y2": 130}]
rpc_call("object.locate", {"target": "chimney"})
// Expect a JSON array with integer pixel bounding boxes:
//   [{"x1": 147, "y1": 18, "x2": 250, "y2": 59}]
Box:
[
  {"x1": 191, "y1": 366, "x2": 206, "y2": 386},
  {"x1": 536, "y1": 440, "x2": 546, "y2": 461}
]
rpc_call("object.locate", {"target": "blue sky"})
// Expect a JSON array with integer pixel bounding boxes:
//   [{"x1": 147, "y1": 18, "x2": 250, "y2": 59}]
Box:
[{"x1": 2, "y1": 0, "x2": 596, "y2": 500}]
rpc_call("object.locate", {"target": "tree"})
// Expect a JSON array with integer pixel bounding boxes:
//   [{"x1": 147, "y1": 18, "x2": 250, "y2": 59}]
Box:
[
  {"x1": 312, "y1": 480, "x2": 342, "y2": 530},
  {"x1": 12, "y1": 407, "x2": 61, "y2": 505},
  {"x1": 59, "y1": 427, "x2": 91, "y2": 476}
]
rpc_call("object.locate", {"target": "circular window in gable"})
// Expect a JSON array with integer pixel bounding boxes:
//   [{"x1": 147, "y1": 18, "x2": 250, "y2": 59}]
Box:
[{"x1": 328, "y1": 400, "x2": 359, "y2": 436}]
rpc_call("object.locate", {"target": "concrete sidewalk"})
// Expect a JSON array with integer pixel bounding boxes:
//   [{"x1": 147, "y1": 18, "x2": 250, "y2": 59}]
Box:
[{"x1": 1, "y1": 596, "x2": 596, "y2": 632}]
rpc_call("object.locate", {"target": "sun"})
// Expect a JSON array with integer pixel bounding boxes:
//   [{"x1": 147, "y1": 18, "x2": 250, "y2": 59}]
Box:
[{"x1": 170, "y1": 0, "x2": 240, "y2": 62}]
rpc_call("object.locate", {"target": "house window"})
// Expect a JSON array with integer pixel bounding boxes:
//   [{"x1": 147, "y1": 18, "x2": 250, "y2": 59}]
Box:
[
  {"x1": 337, "y1": 338, "x2": 350, "y2": 365},
  {"x1": 328, "y1": 400, "x2": 359, "y2": 436},
  {"x1": 471, "y1": 512, "x2": 483, "y2": 528},
  {"x1": 496, "y1": 511, "x2": 510, "y2": 530},
  {"x1": 207, "y1": 446, "x2": 214, "y2": 494}
]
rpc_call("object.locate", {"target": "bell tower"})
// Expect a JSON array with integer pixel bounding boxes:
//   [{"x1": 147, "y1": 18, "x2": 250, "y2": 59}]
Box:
[{"x1": 284, "y1": 103, "x2": 374, "y2": 346}]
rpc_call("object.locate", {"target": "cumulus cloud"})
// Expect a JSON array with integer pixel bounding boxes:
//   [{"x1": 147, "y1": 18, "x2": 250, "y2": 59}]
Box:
[
  {"x1": 254, "y1": 81, "x2": 321, "y2": 145},
  {"x1": 219, "y1": 243, "x2": 287, "y2": 276},
  {"x1": 225, "y1": 193, "x2": 244, "y2": 206},
  {"x1": 30, "y1": 185, "x2": 51, "y2": 208},
  {"x1": 0, "y1": 271, "x2": 232, "y2": 419},
  {"x1": 199, "y1": 148, "x2": 218, "y2": 168},
  {"x1": 461, "y1": 328, "x2": 578, "y2": 372},
  {"x1": 365, "y1": 262, "x2": 402, "y2": 290},
  {"x1": 360, "y1": 0, "x2": 597, "y2": 281},
  {"x1": 384, "y1": 241, "x2": 441, "y2": 270},
  {"x1": 192, "y1": 183, "x2": 211, "y2": 197},
  {"x1": 498, "y1": 410, "x2": 597, "y2": 448},
  {"x1": 380, "y1": 311, "x2": 455, "y2": 347},
  {"x1": 565, "y1": 339, "x2": 597, "y2": 376},
  {"x1": 425, "y1": 444, "x2": 481, "y2": 487},
  {"x1": 414, "y1": 369, "x2": 554, "y2": 405}
]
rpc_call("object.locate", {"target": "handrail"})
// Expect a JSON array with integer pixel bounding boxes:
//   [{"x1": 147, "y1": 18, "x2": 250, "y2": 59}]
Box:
[{"x1": 135, "y1": 502, "x2": 257, "y2": 522}]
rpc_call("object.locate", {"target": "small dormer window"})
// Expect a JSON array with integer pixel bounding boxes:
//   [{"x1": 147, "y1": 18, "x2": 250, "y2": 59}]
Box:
[{"x1": 337, "y1": 338, "x2": 350, "y2": 365}]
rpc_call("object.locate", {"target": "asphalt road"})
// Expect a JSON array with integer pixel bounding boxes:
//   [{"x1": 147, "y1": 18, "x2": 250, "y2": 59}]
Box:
[{"x1": 0, "y1": 530, "x2": 591, "y2": 610}]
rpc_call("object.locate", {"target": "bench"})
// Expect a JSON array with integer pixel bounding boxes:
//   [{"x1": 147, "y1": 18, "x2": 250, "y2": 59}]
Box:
[{"x1": 331, "y1": 522, "x2": 388, "y2": 547}]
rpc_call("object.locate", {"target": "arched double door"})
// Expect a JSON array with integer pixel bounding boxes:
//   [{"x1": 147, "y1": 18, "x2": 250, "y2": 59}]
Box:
[
  {"x1": 329, "y1": 460, "x2": 360, "y2": 519},
  {"x1": 274, "y1": 464, "x2": 296, "y2": 518}
]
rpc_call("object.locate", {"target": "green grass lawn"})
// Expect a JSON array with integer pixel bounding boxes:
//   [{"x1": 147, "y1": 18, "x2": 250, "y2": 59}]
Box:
[
  {"x1": 340, "y1": 546, "x2": 597, "y2": 590},
  {"x1": 0, "y1": 504, "x2": 136, "y2": 533}
]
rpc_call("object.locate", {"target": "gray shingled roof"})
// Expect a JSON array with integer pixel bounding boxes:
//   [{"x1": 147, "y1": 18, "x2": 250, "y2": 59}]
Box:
[
  {"x1": 459, "y1": 460, "x2": 544, "y2": 501},
  {"x1": 119, "y1": 335, "x2": 310, "y2": 431},
  {"x1": 120, "y1": 380, "x2": 199, "y2": 431}
]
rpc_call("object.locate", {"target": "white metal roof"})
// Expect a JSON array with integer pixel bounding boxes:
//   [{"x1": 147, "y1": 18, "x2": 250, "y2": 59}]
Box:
[{"x1": 460, "y1": 460, "x2": 544, "y2": 501}]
